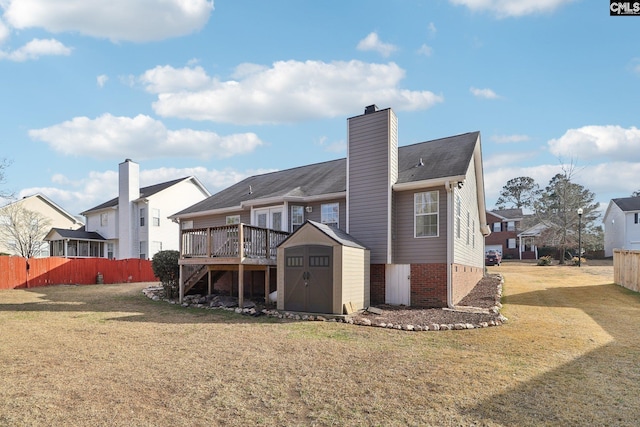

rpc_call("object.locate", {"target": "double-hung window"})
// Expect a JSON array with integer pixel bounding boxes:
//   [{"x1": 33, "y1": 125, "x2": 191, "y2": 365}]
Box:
[
  {"x1": 321, "y1": 203, "x2": 339, "y2": 228},
  {"x1": 291, "y1": 206, "x2": 304, "y2": 232},
  {"x1": 415, "y1": 191, "x2": 439, "y2": 237},
  {"x1": 152, "y1": 208, "x2": 160, "y2": 226}
]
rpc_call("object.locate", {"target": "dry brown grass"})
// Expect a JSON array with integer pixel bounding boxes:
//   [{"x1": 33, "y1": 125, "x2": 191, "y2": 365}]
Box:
[{"x1": 1, "y1": 261, "x2": 639, "y2": 426}]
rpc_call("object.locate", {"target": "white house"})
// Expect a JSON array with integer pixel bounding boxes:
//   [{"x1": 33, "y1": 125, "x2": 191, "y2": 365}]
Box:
[
  {"x1": 604, "y1": 196, "x2": 640, "y2": 257},
  {"x1": 47, "y1": 159, "x2": 210, "y2": 260}
]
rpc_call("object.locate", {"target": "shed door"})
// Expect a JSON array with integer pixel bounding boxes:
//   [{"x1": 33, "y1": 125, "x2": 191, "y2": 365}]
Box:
[
  {"x1": 385, "y1": 264, "x2": 410, "y2": 306},
  {"x1": 284, "y1": 245, "x2": 333, "y2": 313}
]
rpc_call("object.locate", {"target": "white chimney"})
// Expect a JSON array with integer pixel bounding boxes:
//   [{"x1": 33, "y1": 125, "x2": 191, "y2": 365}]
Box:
[{"x1": 118, "y1": 159, "x2": 140, "y2": 259}]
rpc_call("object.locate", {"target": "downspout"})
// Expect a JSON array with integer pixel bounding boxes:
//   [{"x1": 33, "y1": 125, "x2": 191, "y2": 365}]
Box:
[{"x1": 445, "y1": 181, "x2": 455, "y2": 309}]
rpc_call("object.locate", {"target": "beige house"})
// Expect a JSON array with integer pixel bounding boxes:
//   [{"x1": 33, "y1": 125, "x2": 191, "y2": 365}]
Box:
[{"x1": 0, "y1": 194, "x2": 83, "y2": 257}]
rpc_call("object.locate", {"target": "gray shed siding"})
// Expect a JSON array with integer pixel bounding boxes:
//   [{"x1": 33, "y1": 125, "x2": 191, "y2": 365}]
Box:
[
  {"x1": 393, "y1": 187, "x2": 448, "y2": 264},
  {"x1": 347, "y1": 108, "x2": 397, "y2": 264}
]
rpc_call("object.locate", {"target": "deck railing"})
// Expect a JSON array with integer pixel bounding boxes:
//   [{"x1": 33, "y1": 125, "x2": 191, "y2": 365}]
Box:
[{"x1": 181, "y1": 224, "x2": 290, "y2": 260}]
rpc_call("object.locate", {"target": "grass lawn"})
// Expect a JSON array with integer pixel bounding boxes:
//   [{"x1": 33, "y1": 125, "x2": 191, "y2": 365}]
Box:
[{"x1": 1, "y1": 262, "x2": 639, "y2": 426}]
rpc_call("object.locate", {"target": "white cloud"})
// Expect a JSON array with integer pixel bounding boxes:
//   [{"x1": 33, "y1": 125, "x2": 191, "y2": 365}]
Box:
[
  {"x1": 357, "y1": 32, "x2": 398, "y2": 57},
  {"x1": 470, "y1": 86, "x2": 500, "y2": 99},
  {"x1": 28, "y1": 114, "x2": 263, "y2": 160},
  {"x1": 20, "y1": 165, "x2": 275, "y2": 215},
  {"x1": 147, "y1": 60, "x2": 443, "y2": 125},
  {"x1": 448, "y1": 0, "x2": 575, "y2": 17},
  {"x1": 97, "y1": 74, "x2": 108, "y2": 88},
  {"x1": 0, "y1": 38, "x2": 72, "y2": 61},
  {"x1": 428, "y1": 22, "x2": 437, "y2": 36},
  {"x1": 490, "y1": 134, "x2": 531, "y2": 144},
  {"x1": 3, "y1": 0, "x2": 213, "y2": 42},
  {"x1": 548, "y1": 125, "x2": 640, "y2": 162},
  {"x1": 417, "y1": 44, "x2": 433, "y2": 57},
  {"x1": 0, "y1": 19, "x2": 9, "y2": 44},
  {"x1": 483, "y1": 151, "x2": 539, "y2": 169},
  {"x1": 139, "y1": 65, "x2": 212, "y2": 93}
]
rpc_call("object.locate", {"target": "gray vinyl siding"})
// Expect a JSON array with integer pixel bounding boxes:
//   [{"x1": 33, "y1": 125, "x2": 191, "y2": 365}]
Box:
[
  {"x1": 192, "y1": 211, "x2": 251, "y2": 228},
  {"x1": 347, "y1": 108, "x2": 397, "y2": 264},
  {"x1": 393, "y1": 187, "x2": 448, "y2": 264},
  {"x1": 604, "y1": 203, "x2": 624, "y2": 257},
  {"x1": 452, "y1": 156, "x2": 485, "y2": 268}
]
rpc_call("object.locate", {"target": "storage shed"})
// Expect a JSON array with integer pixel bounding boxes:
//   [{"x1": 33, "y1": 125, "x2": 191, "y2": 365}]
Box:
[{"x1": 277, "y1": 220, "x2": 370, "y2": 315}]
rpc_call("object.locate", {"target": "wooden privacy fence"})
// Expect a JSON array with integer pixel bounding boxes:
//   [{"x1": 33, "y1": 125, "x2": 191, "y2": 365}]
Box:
[
  {"x1": 613, "y1": 249, "x2": 640, "y2": 293},
  {"x1": 0, "y1": 256, "x2": 158, "y2": 290}
]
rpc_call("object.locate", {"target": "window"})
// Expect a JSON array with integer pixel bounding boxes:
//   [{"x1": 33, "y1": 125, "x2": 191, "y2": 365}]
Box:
[
  {"x1": 415, "y1": 191, "x2": 439, "y2": 238},
  {"x1": 139, "y1": 208, "x2": 145, "y2": 227},
  {"x1": 309, "y1": 256, "x2": 330, "y2": 267},
  {"x1": 286, "y1": 256, "x2": 303, "y2": 267},
  {"x1": 507, "y1": 238, "x2": 516, "y2": 249},
  {"x1": 100, "y1": 212, "x2": 108, "y2": 226},
  {"x1": 456, "y1": 195, "x2": 461, "y2": 238},
  {"x1": 226, "y1": 215, "x2": 240, "y2": 225},
  {"x1": 493, "y1": 222, "x2": 501, "y2": 232},
  {"x1": 635, "y1": 213, "x2": 639, "y2": 224},
  {"x1": 181, "y1": 220, "x2": 193, "y2": 230},
  {"x1": 139, "y1": 241, "x2": 147, "y2": 259},
  {"x1": 107, "y1": 243, "x2": 114, "y2": 259},
  {"x1": 507, "y1": 221, "x2": 515, "y2": 231},
  {"x1": 152, "y1": 209, "x2": 160, "y2": 226},
  {"x1": 291, "y1": 206, "x2": 304, "y2": 232},
  {"x1": 321, "y1": 203, "x2": 339, "y2": 228}
]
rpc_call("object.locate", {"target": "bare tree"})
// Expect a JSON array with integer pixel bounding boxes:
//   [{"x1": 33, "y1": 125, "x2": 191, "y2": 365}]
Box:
[
  {"x1": 632, "y1": 190, "x2": 640, "y2": 197},
  {"x1": 495, "y1": 176, "x2": 540, "y2": 210},
  {"x1": 0, "y1": 158, "x2": 14, "y2": 199},
  {"x1": 533, "y1": 164, "x2": 599, "y2": 264},
  {"x1": 0, "y1": 202, "x2": 52, "y2": 258}
]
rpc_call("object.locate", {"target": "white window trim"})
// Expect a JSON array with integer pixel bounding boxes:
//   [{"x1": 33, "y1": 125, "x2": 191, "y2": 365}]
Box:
[{"x1": 414, "y1": 191, "x2": 439, "y2": 238}]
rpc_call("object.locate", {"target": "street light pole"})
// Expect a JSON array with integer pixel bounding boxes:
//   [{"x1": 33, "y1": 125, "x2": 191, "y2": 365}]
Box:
[{"x1": 577, "y1": 208, "x2": 583, "y2": 267}]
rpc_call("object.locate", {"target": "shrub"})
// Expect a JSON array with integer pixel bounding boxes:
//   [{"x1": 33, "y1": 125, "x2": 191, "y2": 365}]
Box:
[
  {"x1": 152, "y1": 250, "x2": 180, "y2": 299},
  {"x1": 572, "y1": 256, "x2": 587, "y2": 266},
  {"x1": 537, "y1": 255, "x2": 553, "y2": 266}
]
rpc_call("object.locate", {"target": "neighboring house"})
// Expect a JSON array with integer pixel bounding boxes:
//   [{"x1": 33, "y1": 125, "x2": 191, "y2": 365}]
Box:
[
  {"x1": 170, "y1": 105, "x2": 491, "y2": 310},
  {"x1": 485, "y1": 208, "x2": 523, "y2": 259},
  {"x1": 46, "y1": 159, "x2": 210, "y2": 259},
  {"x1": 0, "y1": 193, "x2": 84, "y2": 258},
  {"x1": 604, "y1": 196, "x2": 640, "y2": 257},
  {"x1": 517, "y1": 222, "x2": 548, "y2": 260}
]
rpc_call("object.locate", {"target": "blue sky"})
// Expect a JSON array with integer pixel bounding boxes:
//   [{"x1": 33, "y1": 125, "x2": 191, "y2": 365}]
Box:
[{"x1": 1, "y1": 0, "x2": 639, "y2": 219}]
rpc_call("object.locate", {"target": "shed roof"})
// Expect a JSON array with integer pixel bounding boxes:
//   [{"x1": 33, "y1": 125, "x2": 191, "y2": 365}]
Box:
[{"x1": 174, "y1": 131, "x2": 479, "y2": 216}]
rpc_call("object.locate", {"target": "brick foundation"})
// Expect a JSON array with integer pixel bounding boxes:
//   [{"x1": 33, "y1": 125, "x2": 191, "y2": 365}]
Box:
[
  {"x1": 410, "y1": 263, "x2": 448, "y2": 307},
  {"x1": 450, "y1": 264, "x2": 484, "y2": 305},
  {"x1": 370, "y1": 264, "x2": 386, "y2": 305}
]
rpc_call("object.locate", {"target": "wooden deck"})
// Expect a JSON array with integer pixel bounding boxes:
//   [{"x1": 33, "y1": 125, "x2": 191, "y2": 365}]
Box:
[{"x1": 178, "y1": 224, "x2": 290, "y2": 304}]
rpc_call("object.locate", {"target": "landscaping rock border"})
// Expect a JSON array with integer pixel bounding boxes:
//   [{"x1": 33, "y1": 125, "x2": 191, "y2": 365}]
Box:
[{"x1": 142, "y1": 274, "x2": 506, "y2": 332}]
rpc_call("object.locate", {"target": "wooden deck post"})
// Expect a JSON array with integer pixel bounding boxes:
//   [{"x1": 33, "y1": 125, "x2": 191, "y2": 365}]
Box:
[
  {"x1": 207, "y1": 269, "x2": 212, "y2": 296},
  {"x1": 238, "y1": 263, "x2": 244, "y2": 309},
  {"x1": 264, "y1": 266, "x2": 270, "y2": 305},
  {"x1": 179, "y1": 264, "x2": 184, "y2": 304}
]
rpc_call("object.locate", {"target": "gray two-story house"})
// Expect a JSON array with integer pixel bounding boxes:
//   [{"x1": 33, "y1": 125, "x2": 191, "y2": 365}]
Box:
[{"x1": 170, "y1": 105, "x2": 490, "y2": 312}]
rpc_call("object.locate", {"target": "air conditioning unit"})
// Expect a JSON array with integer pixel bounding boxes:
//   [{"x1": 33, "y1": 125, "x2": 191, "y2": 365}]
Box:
[{"x1": 305, "y1": 206, "x2": 313, "y2": 213}]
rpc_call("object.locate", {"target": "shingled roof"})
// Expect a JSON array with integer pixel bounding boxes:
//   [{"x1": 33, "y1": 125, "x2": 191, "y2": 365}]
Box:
[
  {"x1": 173, "y1": 132, "x2": 479, "y2": 217},
  {"x1": 82, "y1": 177, "x2": 188, "y2": 214},
  {"x1": 488, "y1": 208, "x2": 524, "y2": 220},
  {"x1": 612, "y1": 196, "x2": 640, "y2": 212},
  {"x1": 46, "y1": 227, "x2": 105, "y2": 241}
]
